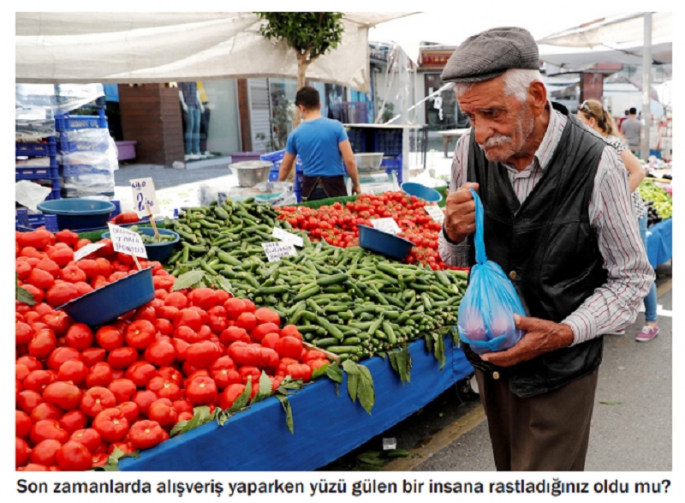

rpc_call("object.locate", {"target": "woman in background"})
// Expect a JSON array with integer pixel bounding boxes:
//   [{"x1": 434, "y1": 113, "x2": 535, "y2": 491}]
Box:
[{"x1": 578, "y1": 99, "x2": 659, "y2": 343}]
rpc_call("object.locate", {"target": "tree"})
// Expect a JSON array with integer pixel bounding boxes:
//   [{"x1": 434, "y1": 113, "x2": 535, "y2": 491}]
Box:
[{"x1": 256, "y1": 12, "x2": 344, "y2": 130}]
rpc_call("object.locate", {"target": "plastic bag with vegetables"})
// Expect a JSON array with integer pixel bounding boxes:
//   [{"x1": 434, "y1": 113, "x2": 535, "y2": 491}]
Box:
[{"x1": 457, "y1": 190, "x2": 526, "y2": 355}]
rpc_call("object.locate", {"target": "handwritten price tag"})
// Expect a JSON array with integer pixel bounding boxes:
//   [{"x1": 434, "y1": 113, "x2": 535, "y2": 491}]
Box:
[
  {"x1": 262, "y1": 242, "x2": 297, "y2": 262},
  {"x1": 424, "y1": 205, "x2": 445, "y2": 224},
  {"x1": 370, "y1": 218, "x2": 401, "y2": 235},
  {"x1": 272, "y1": 227, "x2": 304, "y2": 248},
  {"x1": 108, "y1": 224, "x2": 148, "y2": 259},
  {"x1": 74, "y1": 242, "x2": 106, "y2": 261},
  {"x1": 130, "y1": 177, "x2": 158, "y2": 218}
]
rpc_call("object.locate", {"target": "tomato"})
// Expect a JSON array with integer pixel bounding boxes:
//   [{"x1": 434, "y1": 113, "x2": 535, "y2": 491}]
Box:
[
  {"x1": 28, "y1": 329, "x2": 57, "y2": 359},
  {"x1": 128, "y1": 420, "x2": 165, "y2": 450},
  {"x1": 31, "y1": 439, "x2": 62, "y2": 466},
  {"x1": 17, "y1": 355, "x2": 43, "y2": 372},
  {"x1": 46, "y1": 346, "x2": 81, "y2": 372},
  {"x1": 122, "y1": 361, "x2": 155, "y2": 389},
  {"x1": 143, "y1": 339, "x2": 176, "y2": 367},
  {"x1": 286, "y1": 363, "x2": 313, "y2": 382},
  {"x1": 251, "y1": 322, "x2": 280, "y2": 343},
  {"x1": 147, "y1": 398, "x2": 178, "y2": 427},
  {"x1": 188, "y1": 287, "x2": 218, "y2": 310},
  {"x1": 156, "y1": 305, "x2": 179, "y2": 321},
  {"x1": 107, "y1": 347, "x2": 138, "y2": 369},
  {"x1": 218, "y1": 384, "x2": 246, "y2": 410},
  {"x1": 74, "y1": 281, "x2": 94, "y2": 296},
  {"x1": 158, "y1": 366, "x2": 183, "y2": 385},
  {"x1": 116, "y1": 401, "x2": 140, "y2": 425},
  {"x1": 60, "y1": 265, "x2": 87, "y2": 284},
  {"x1": 92, "y1": 452, "x2": 109, "y2": 467},
  {"x1": 30, "y1": 419, "x2": 70, "y2": 445},
  {"x1": 56, "y1": 440, "x2": 93, "y2": 471},
  {"x1": 274, "y1": 336, "x2": 303, "y2": 360},
  {"x1": 70, "y1": 428, "x2": 101, "y2": 454},
  {"x1": 254, "y1": 307, "x2": 280, "y2": 326},
  {"x1": 35, "y1": 257, "x2": 61, "y2": 278},
  {"x1": 16, "y1": 410, "x2": 32, "y2": 439},
  {"x1": 171, "y1": 338, "x2": 189, "y2": 361},
  {"x1": 55, "y1": 230, "x2": 78, "y2": 247},
  {"x1": 16, "y1": 437, "x2": 33, "y2": 467},
  {"x1": 59, "y1": 410, "x2": 88, "y2": 434},
  {"x1": 81, "y1": 347, "x2": 106, "y2": 367},
  {"x1": 238, "y1": 366, "x2": 261, "y2": 385},
  {"x1": 146, "y1": 376, "x2": 182, "y2": 401},
  {"x1": 227, "y1": 342, "x2": 261, "y2": 367},
  {"x1": 153, "y1": 274, "x2": 176, "y2": 291},
  {"x1": 207, "y1": 306, "x2": 228, "y2": 334},
  {"x1": 42, "y1": 311, "x2": 71, "y2": 336},
  {"x1": 132, "y1": 390, "x2": 158, "y2": 417},
  {"x1": 95, "y1": 326, "x2": 124, "y2": 351},
  {"x1": 92, "y1": 408, "x2": 129, "y2": 443},
  {"x1": 154, "y1": 318, "x2": 174, "y2": 336},
  {"x1": 259, "y1": 347, "x2": 280, "y2": 369},
  {"x1": 280, "y1": 324, "x2": 301, "y2": 339},
  {"x1": 219, "y1": 326, "x2": 250, "y2": 346},
  {"x1": 85, "y1": 362, "x2": 114, "y2": 388},
  {"x1": 223, "y1": 298, "x2": 247, "y2": 320},
  {"x1": 185, "y1": 375, "x2": 218, "y2": 406},
  {"x1": 42, "y1": 381, "x2": 82, "y2": 411},
  {"x1": 260, "y1": 332, "x2": 280, "y2": 350},
  {"x1": 108, "y1": 378, "x2": 137, "y2": 404},
  {"x1": 80, "y1": 387, "x2": 117, "y2": 418},
  {"x1": 57, "y1": 360, "x2": 89, "y2": 385},
  {"x1": 30, "y1": 402, "x2": 63, "y2": 423},
  {"x1": 75, "y1": 259, "x2": 99, "y2": 280},
  {"x1": 164, "y1": 291, "x2": 188, "y2": 309},
  {"x1": 185, "y1": 340, "x2": 222, "y2": 369},
  {"x1": 62, "y1": 323, "x2": 93, "y2": 351},
  {"x1": 124, "y1": 319, "x2": 156, "y2": 349},
  {"x1": 236, "y1": 312, "x2": 257, "y2": 332},
  {"x1": 173, "y1": 309, "x2": 202, "y2": 332}
]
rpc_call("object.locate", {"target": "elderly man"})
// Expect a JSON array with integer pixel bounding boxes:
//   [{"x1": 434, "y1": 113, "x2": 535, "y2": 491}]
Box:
[{"x1": 439, "y1": 27, "x2": 654, "y2": 471}]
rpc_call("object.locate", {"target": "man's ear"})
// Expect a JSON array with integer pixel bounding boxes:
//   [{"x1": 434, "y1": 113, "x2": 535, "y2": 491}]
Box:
[{"x1": 528, "y1": 81, "x2": 548, "y2": 117}]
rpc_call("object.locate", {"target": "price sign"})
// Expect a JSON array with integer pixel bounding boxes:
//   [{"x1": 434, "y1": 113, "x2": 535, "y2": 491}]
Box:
[
  {"x1": 130, "y1": 178, "x2": 159, "y2": 217},
  {"x1": 370, "y1": 218, "x2": 401, "y2": 235},
  {"x1": 74, "y1": 242, "x2": 106, "y2": 261},
  {"x1": 108, "y1": 224, "x2": 148, "y2": 259},
  {"x1": 262, "y1": 242, "x2": 297, "y2": 262},
  {"x1": 424, "y1": 205, "x2": 445, "y2": 224},
  {"x1": 272, "y1": 227, "x2": 304, "y2": 248}
]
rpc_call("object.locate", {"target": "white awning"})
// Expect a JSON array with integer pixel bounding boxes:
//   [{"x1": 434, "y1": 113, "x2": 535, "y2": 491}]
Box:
[{"x1": 16, "y1": 12, "x2": 415, "y2": 92}]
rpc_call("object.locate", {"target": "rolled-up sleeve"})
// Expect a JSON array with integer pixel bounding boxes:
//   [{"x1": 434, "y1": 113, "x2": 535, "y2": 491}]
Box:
[
  {"x1": 438, "y1": 133, "x2": 471, "y2": 267},
  {"x1": 562, "y1": 146, "x2": 656, "y2": 345}
]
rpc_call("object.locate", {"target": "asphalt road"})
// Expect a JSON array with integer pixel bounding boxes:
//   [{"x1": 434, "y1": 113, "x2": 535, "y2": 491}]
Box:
[{"x1": 324, "y1": 264, "x2": 673, "y2": 472}]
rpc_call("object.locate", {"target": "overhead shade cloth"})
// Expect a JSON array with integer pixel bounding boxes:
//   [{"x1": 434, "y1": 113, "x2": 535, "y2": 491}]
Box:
[
  {"x1": 540, "y1": 41, "x2": 672, "y2": 70},
  {"x1": 16, "y1": 12, "x2": 414, "y2": 92}
]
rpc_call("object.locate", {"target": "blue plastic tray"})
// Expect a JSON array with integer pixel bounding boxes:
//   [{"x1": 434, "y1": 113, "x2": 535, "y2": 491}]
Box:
[
  {"x1": 55, "y1": 113, "x2": 108, "y2": 132},
  {"x1": 402, "y1": 182, "x2": 441, "y2": 203},
  {"x1": 37, "y1": 198, "x2": 115, "y2": 230},
  {"x1": 103, "y1": 227, "x2": 180, "y2": 263},
  {"x1": 16, "y1": 165, "x2": 59, "y2": 181},
  {"x1": 357, "y1": 224, "x2": 415, "y2": 260},
  {"x1": 16, "y1": 138, "x2": 57, "y2": 157},
  {"x1": 57, "y1": 267, "x2": 154, "y2": 327}
]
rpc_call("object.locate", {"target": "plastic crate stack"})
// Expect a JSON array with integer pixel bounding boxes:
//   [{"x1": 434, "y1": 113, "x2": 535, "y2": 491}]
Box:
[
  {"x1": 346, "y1": 128, "x2": 403, "y2": 185},
  {"x1": 16, "y1": 136, "x2": 61, "y2": 201},
  {"x1": 56, "y1": 108, "x2": 118, "y2": 199},
  {"x1": 261, "y1": 150, "x2": 305, "y2": 202}
]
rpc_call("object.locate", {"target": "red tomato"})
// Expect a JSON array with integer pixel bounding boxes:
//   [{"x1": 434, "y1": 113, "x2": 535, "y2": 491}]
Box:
[
  {"x1": 124, "y1": 319, "x2": 156, "y2": 349},
  {"x1": 28, "y1": 329, "x2": 57, "y2": 359},
  {"x1": 108, "y1": 378, "x2": 137, "y2": 404},
  {"x1": 236, "y1": 312, "x2": 257, "y2": 332},
  {"x1": 147, "y1": 398, "x2": 178, "y2": 427},
  {"x1": 185, "y1": 375, "x2": 218, "y2": 406},
  {"x1": 80, "y1": 387, "x2": 117, "y2": 418},
  {"x1": 70, "y1": 428, "x2": 102, "y2": 454},
  {"x1": 57, "y1": 360, "x2": 89, "y2": 386},
  {"x1": 185, "y1": 340, "x2": 222, "y2": 369},
  {"x1": 218, "y1": 384, "x2": 246, "y2": 410},
  {"x1": 107, "y1": 347, "x2": 138, "y2": 369},
  {"x1": 64, "y1": 323, "x2": 94, "y2": 350},
  {"x1": 30, "y1": 402, "x2": 63, "y2": 423},
  {"x1": 81, "y1": 347, "x2": 107, "y2": 367},
  {"x1": 164, "y1": 291, "x2": 188, "y2": 309},
  {"x1": 16, "y1": 437, "x2": 32, "y2": 467},
  {"x1": 274, "y1": 336, "x2": 303, "y2": 360},
  {"x1": 59, "y1": 410, "x2": 88, "y2": 435},
  {"x1": 31, "y1": 439, "x2": 62, "y2": 466},
  {"x1": 92, "y1": 408, "x2": 129, "y2": 443},
  {"x1": 16, "y1": 410, "x2": 32, "y2": 439},
  {"x1": 56, "y1": 440, "x2": 93, "y2": 471},
  {"x1": 144, "y1": 339, "x2": 176, "y2": 367},
  {"x1": 223, "y1": 298, "x2": 248, "y2": 320},
  {"x1": 254, "y1": 307, "x2": 280, "y2": 326},
  {"x1": 43, "y1": 382, "x2": 82, "y2": 411},
  {"x1": 132, "y1": 390, "x2": 158, "y2": 417},
  {"x1": 146, "y1": 376, "x2": 182, "y2": 402},
  {"x1": 30, "y1": 419, "x2": 70, "y2": 445},
  {"x1": 85, "y1": 362, "x2": 114, "y2": 388},
  {"x1": 116, "y1": 401, "x2": 140, "y2": 425},
  {"x1": 128, "y1": 420, "x2": 165, "y2": 450},
  {"x1": 251, "y1": 322, "x2": 280, "y2": 343},
  {"x1": 188, "y1": 287, "x2": 218, "y2": 310}
]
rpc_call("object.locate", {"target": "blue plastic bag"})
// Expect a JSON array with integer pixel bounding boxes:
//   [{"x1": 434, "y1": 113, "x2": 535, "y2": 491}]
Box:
[{"x1": 457, "y1": 190, "x2": 526, "y2": 354}]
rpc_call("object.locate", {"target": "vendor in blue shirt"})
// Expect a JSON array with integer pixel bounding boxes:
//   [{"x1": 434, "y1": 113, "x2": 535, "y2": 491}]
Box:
[{"x1": 278, "y1": 86, "x2": 361, "y2": 201}]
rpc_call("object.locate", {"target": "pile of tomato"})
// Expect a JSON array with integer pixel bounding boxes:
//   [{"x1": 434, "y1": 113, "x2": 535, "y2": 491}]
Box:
[
  {"x1": 15, "y1": 228, "x2": 329, "y2": 471},
  {"x1": 277, "y1": 191, "x2": 457, "y2": 270}
]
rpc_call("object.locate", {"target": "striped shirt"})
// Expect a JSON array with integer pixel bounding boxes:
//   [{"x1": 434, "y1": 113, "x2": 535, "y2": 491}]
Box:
[
  {"x1": 438, "y1": 104, "x2": 655, "y2": 346},
  {"x1": 602, "y1": 134, "x2": 648, "y2": 221}
]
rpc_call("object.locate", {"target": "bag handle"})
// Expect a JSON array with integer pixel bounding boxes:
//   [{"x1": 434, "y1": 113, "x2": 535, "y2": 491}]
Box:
[{"x1": 470, "y1": 188, "x2": 487, "y2": 264}]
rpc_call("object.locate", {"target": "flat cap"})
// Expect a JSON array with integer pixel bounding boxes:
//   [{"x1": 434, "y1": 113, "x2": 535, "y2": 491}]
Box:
[{"x1": 441, "y1": 27, "x2": 539, "y2": 83}]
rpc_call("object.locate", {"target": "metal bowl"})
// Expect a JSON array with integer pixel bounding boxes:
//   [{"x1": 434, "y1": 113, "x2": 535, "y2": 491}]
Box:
[
  {"x1": 231, "y1": 161, "x2": 273, "y2": 187},
  {"x1": 354, "y1": 153, "x2": 385, "y2": 173}
]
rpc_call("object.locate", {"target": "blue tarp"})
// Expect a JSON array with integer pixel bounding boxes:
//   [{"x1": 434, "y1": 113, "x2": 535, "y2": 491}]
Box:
[
  {"x1": 120, "y1": 338, "x2": 474, "y2": 471},
  {"x1": 647, "y1": 218, "x2": 673, "y2": 268}
]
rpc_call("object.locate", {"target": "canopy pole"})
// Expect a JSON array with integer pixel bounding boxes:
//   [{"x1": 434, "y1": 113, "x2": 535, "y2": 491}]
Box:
[{"x1": 640, "y1": 12, "x2": 652, "y2": 160}]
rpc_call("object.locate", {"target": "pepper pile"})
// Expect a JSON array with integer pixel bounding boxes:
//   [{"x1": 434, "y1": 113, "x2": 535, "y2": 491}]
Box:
[
  {"x1": 15, "y1": 227, "x2": 330, "y2": 471},
  {"x1": 276, "y1": 191, "x2": 455, "y2": 270}
]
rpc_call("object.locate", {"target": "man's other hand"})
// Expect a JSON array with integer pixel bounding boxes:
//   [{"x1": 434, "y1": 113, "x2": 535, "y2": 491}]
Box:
[{"x1": 480, "y1": 314, "x2": 575, "y2": 367}]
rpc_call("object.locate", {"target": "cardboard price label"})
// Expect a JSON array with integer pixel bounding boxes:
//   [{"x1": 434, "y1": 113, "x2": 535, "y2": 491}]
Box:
[
  {"x1": 73, "y1": 242, "x2": 106, "y2": 261},
  {"x1": 370, "y1": 218, "x2": 401, "y2": 235},
  {"x1": 131, "y1": 177, "x2": 159, "y2": 217},
  {"x1": 424, "y1": 205, "x2": 445, "y2": 224},
  {"x1": 108, "y1": 223, "x2": 148, "y2": 258},
  {"x1": 262, "y1": 241, "x2": 297, "y2": 262},
  {"x1": 272, "y1": 227, "x2": 304, "y2": 248}
]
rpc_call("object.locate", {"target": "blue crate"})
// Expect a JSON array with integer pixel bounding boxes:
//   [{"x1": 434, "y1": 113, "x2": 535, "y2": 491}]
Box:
[
  {"x1": 16, "y1": 165, "x2": 59, "y2": 181},
  {"x1": 58, "y1": 136, "x2": 110, "y2": 154},
  {"x1": 382, "y1": 155, "x2": 403, "y2": 185},
  {"x1": 61, "y1": 164, "x2": 113, "y2": 177},
  {"x1": 55, "y1": 109, "x2": 108, "y2": 132},
  {"x1": 347, "y1": 128, "x2": 368, "y2": 153},
  {"x1": 260, "y1": 150, "x2": 287, "y2": 162},
  {"x1": 373, "y1": 129, "x2": 403, "y2": 156},
  {"x1": 16, "y1": 137, "x2": 57, "y2": 157}
]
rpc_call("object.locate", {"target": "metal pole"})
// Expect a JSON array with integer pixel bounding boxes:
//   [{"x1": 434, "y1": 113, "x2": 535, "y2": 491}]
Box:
[{"x1": 640, "y1": 12, "x2": 652, "y2": 160}]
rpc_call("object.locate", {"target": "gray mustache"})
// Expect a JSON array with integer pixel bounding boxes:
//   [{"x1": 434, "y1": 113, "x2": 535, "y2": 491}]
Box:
[{"x1": 477, "y1": 135, "x2": 513, "y2": 149}]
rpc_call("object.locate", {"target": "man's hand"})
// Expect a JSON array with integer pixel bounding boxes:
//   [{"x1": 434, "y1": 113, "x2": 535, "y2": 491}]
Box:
[
  {"x1": 444, "y1": 182, "x2": 479, "y2": 243},
  {"x1": 480, "y1": 314, "x2": 575, "y2": 367},
  {"x1": 352, "y1": 183, "x2": 362, "y2": 195}
]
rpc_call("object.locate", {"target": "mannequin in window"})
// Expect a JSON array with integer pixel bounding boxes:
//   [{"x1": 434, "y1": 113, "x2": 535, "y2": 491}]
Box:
[
  {"x1": 197, "y1": 81, "x2": 213, "y2": 157},
  {"x1": 178, "y1": 82, "x2": 205, "y2": 160}
]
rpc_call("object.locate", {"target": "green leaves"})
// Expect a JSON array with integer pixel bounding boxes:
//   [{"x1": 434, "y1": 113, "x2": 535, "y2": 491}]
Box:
[
  {"x1": 276, "y1": 395, "x2": 294, "y2": 434},
  {"x1": 170, "y1": 405, "x2": 216, "y2": 437},
  {"x1": 389, "y1": 346, "x2": 412, "y2": 385},
  {"x1": 432, "y1": 332, "x2": 446, "y2": 370},
  {"x1": 325, "y1": 361, "x2": 343, "y2": 384},
  {"x1": 228, "y1": 377, "x2": 253, "y2": 413},
  {"x1": 311, "y1": 361, "x2": 330, "y2": 380},
  {"x1": 342, "y1": 360, "x2": 375, "y2": 415},
  {"x1": 16, "y1": 285, "x2": 36, "y2": 305},
  {"x1": 250, "y1": 372, "x2": 274, "y2": 405},
  {"x1": 172, "y1": 270, "x2": 205, "y2": 291},
  {"x1": 92, "y1": 446, "x2": 140, "y2": 471},
  {"x1": 215, "y1": 276, "x2": 234, "y2": 295}
]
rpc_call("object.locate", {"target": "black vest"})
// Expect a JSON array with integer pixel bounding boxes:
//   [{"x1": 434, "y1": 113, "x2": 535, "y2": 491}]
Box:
[{"x1": 463, "y1": 102, "x2": 607, "y2": 398}]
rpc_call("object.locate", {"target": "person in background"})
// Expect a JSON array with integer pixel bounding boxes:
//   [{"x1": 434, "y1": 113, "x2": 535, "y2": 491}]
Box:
[
  {"x1": 438, "y1": 26, "x2": 654, "y2": 471},
  {"x1": 578, "y1": 99, "x2": 658, "y2": 342},
  {"x1": 278, "y1": 86, "x2": 361, "y2": 201},
  {"x1": 618, "y1": 109, "x2": 629, "y2": 130},
  {"x1": 621, "y1": 107, "x2": 642, "y2": 156}
]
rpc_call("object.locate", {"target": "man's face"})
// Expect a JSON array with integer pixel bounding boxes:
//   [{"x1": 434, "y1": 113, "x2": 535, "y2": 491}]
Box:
[{"x1": 457, "y1": 76, "x2": 535, "y2": 163}]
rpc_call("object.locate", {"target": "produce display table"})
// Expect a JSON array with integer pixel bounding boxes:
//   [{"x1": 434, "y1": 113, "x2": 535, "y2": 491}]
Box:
[
  {"x1": 647, "y1": 217, "x2": 673, "y2": 268},
  {"x1": 120, "y1": 337, "x2": 473, "y2": 471}
]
